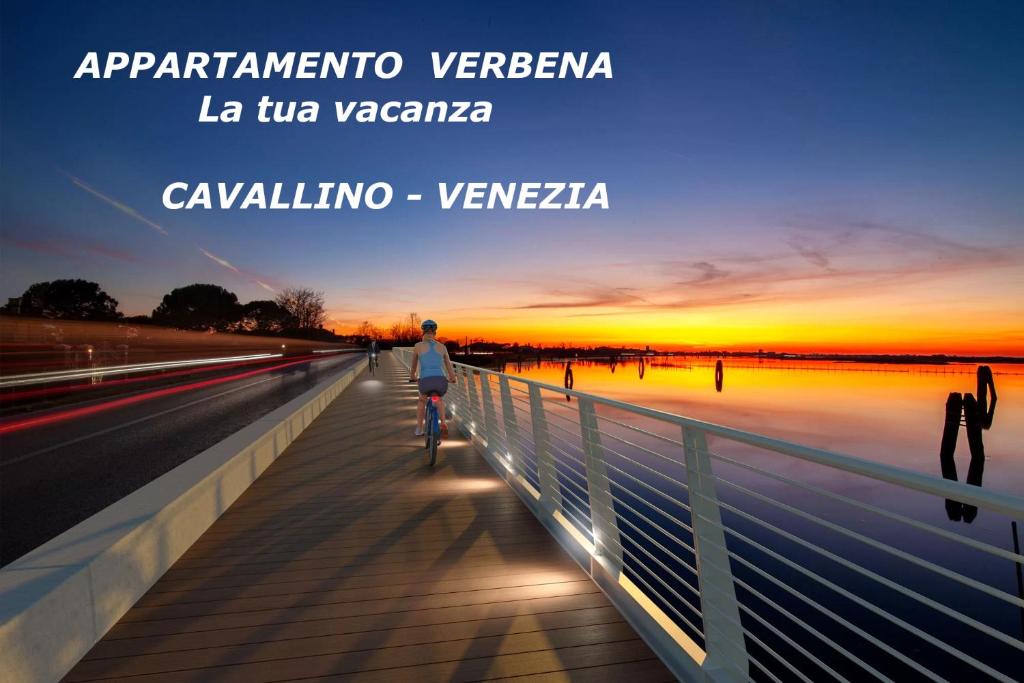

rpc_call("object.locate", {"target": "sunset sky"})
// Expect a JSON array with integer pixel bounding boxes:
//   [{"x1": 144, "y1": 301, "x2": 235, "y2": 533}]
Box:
[{"x1": 2, "y1": 1, "x2": 1022, "y2": 355}]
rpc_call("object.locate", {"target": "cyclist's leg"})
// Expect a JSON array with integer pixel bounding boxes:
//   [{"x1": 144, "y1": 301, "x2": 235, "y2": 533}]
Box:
[
  {"x1": 416, "y1": 393, "x2": 427, "y2": 433},
  {"x1": 437, "y1": 395, "x2": 447, "y2": 428}
]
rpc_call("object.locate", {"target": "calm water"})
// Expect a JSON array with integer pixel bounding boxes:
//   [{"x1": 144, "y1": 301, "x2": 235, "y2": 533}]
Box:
[
  {"x1": 504, "y1": 357, "x2": 1023, "y2": 494},
  {"x1": 496, "y1": 357, "x2": 1023, "y2": 681}
]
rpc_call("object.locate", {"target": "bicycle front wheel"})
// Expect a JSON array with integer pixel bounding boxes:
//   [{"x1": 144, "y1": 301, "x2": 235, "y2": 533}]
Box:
[{"x1": 425, "y1": 407, "x2": 438, "y2": 466}]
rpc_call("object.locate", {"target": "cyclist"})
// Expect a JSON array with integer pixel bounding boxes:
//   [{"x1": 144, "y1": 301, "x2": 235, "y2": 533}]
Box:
[
  {"x1": 367, "y1": 338, "x2": 379, "y2": 369},
  {"x1": 409, "y1": 319, "x2": 456, "y2": 437}
]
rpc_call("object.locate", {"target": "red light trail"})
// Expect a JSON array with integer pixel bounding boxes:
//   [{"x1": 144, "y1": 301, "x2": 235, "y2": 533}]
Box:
[
  {"x1": 0, "y1": 355, "x2": 284, "y2": 403},
  {"x1": 0, "y1": 355, "x2": 322, "y2": 435}
]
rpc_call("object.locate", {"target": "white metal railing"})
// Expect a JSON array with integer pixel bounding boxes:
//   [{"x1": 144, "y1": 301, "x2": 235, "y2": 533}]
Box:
[{"x1": 392, "y1": 348, "x2": 1024, "y2": 682}]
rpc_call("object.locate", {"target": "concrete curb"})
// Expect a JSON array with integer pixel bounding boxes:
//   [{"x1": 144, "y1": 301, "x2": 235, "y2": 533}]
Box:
[{"x1": 0, "y1": 359, "x2": 364, "y2": 683}]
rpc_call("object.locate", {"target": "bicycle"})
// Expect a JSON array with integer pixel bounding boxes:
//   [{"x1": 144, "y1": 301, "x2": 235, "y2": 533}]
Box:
[{"x1": 423, "y1": 390, "x2": 442, "y2": 466}]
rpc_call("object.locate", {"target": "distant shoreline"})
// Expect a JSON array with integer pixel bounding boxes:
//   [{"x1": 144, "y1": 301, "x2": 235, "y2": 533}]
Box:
[
  {"x1": 456, "y1": 348, "x2": 1023, "y2": 367},
  {"x1": 665, "y1": 351, "x2": 1023, "y2": 365}
]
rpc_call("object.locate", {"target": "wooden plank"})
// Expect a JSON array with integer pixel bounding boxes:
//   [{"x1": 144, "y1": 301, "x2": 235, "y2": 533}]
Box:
[
  {"x1": 158, "y1": 547, "x2": 571, "y2": 583},
  {"x1": 107, "y1": 580, "x2": 603, "y2": 637},
  {"x1": 119, "y1": 576, "x2": 597, "y2": 623},
  {"x1": 184, "y1": 520, "x2": 551, "y2": 552},
  {"x1": 151, "y1": 550, "x2": 580, "y2": 592},
  {"x1": 69, "y1": 632, "x2": 649, "y2": 682},
  {"x1": 491, "y1": 658, "x2": 679, "y2": 682},
  {"x1": 68, "y1": 610, "x2": 630, "y2": 679},
  {"x1": 137, "y1": 560, "x2": 581, "y2": 605},
  {"x1": 86, "y1": 595, "x2": 616, "y2": 659},
  {"x1": 166, "y1": 537, "x2": 562, "y2": 571},
  {"x1": 63, "y1": 355, "x2": 673, "y2": 682},
  {"x1": 134, "y1": 568, "x2": 579, "y2": 607}
]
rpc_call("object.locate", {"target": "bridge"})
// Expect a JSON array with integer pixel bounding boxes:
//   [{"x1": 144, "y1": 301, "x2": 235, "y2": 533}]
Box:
[{"x1": 2, "y1": 351, "x2": 1022, "y2": 682}]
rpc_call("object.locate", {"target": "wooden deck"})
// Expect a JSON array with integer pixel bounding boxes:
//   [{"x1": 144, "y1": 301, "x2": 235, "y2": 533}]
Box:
[{"x1": 63, "y1": 352, "x2": 674, "y2": 682}]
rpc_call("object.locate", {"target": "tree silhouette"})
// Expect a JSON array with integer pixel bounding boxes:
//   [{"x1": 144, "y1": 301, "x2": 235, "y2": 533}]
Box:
[
  {"x1": 152, "y1": 284, "x2": 241, "y2": 331},
  {"x1": 388, "y1": 313, "x2": 422, "y2": 344},
  {"x1": 240, "y1": 299, "x2": 294, "y2": 333},
  {"x1": 275, "y1": 287, "x2": 326, "y2": 330},
  {"x1": 3, "y1": 279, "x2": 121, "y2": 320}
]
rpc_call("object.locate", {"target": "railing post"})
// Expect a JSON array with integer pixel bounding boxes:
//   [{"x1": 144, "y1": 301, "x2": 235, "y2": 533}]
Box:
[
  {"x1": 463, "y1": 366, "x2": 482, "y2": 439},
  {"x1": 452, "y1": 365, "x2": 467, "y2": 422},
  {"x1": 578, "y1": 397, "x2": 623, "y2": 573},
  {"x1": 478, "y1": 371, "x2": 501, "y2": 452},
  {"x1": 446, "y1": 364, "x2": 462, "y2": 418},
  {"x1": 528, "y1": 384, "x2": 561, "y2": 514},
  {"x1": 499, "y1": 377, "x2": 522, "y2": 475},
  {"x1": 682, "y1": 425, "x2": 748, "y2": 681}
]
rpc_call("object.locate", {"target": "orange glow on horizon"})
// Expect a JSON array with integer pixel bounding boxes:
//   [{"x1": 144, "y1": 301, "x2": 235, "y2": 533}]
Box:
[
  {"x1": 339, "y1": 309, "x2": 1021, "y2": 357},
  {"x1": 331, "y1": 259, "x2": 1023, "y2": 357}
]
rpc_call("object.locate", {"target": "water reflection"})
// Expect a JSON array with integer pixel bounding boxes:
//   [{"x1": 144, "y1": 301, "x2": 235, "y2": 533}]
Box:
[
  {"x1": 939, "y1": 367, "x2": 998, "y2": 523},
  {"x1": 977, "y1": 364, "x2": 997, "y2": 429},
  {"x1": 715, "y1": 359, "x2": 724, "y2": 393},
  {"x1": 503, "y1": 357, "x2": 1022, "y2": 500},
  {"x1": 638, "y1": 357, "x2": 646, "y2": 380},
  {"x1": 564, "y1": 362, "x2": 574, "y2": 402}
]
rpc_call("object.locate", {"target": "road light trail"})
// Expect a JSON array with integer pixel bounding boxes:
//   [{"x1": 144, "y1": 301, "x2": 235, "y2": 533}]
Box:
[
  {"x1": 0, "y1": 353, "x2": 282, "y2": 388},
  {"x1": 1, "y1": 375, "x2": 279, "y2": 467},
  {"x1": 0, "y1": 355, "x2": 318, "y2": 435},
  {"x1": 0, "y1": 354, "x2": 289, "y2": 402}
]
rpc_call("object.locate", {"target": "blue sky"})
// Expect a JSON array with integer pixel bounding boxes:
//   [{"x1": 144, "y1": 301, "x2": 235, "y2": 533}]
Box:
[{"x1": 1, "y1": 1, "x2": 1022, "y2": 350}]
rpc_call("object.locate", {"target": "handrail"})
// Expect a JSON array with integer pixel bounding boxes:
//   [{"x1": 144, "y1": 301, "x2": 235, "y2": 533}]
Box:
[{"x1": 392, "y1": 348, "x2": 1024, "y2": 682}]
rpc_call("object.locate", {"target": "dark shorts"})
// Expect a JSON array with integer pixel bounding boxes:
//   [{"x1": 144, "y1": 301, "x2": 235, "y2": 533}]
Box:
[{"x1": 418, "y1": 376, "x2": 448, "y2": 396}]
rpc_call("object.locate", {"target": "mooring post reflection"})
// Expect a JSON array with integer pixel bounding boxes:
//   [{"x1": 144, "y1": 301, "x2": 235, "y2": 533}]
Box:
[
  {"x1": 937, "y1": 367, "x2": 998, "y2": 522},
  {"x1": 961, "y1": 393, "x2": 987, "y2": 522},
  {"x1": 564, "y1": 361, "x2": 574, "y2": 401},
  {"x1": 638, "y1": 356, "x2": 645, "y2": 380},
  {"x1": 977, "y1": 364, "x2": 997, "y2": 429},
  {"x1": 939, "y1": 392, "x2": 967, "y2": 521},
  {"x1": 715, "y1": 358, "x2": 724, "y2": 392}
]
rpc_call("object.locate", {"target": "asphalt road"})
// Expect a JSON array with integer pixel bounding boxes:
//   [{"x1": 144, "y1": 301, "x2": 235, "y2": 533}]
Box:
[{"x1": 0, "y1": 352, "x2": 362, "y2": 565}]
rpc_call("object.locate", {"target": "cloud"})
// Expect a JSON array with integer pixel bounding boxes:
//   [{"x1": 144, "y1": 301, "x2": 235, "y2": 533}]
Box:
[
  {"x1": 4, "y1": 235, "x2": 140, "y2": 263},
  {"x1": 64, "y1": 174, "x2": 169, "y2": 235},
  {"x1": 255, "y1": 280, "x2": 277, "y2": 294},
  {"x1": 82, "y1": 244, "x2": 140, "y2": 263},
  {"x1": 198, "y1": 246, "x2": 283, "y2": 296},
  {"x1": 678, "y1": 261, "x2": 731, "y2": 286},
  {"x1": 198, "y1": 247, "x2": 240, "y2": 272},
  {"x1": 507, "y1": 217, "x2": 1021, "y2": 313},
  {"x1": 785, "y1": 239, "x2": 830, "y2": 269},
  {"x1": 4, "y1": 237, "x2": 72, "y2": 258},
  {"x1": 513, "y1": 286, "x2": 649, "y2": 310}
]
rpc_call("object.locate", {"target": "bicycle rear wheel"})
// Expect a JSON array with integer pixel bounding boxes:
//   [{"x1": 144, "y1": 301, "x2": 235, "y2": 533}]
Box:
[{"x1": 425, "y1": 404, "x2": 439, "y2": 466}]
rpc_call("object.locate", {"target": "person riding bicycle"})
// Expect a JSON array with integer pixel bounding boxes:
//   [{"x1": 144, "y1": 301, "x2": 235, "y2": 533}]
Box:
[
  {"x1": 367, "y1": 338, "x2": 379, "y2": 365},
  {"x1": 409, "y1": 319, "x2": 456, "y2": 438}
]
